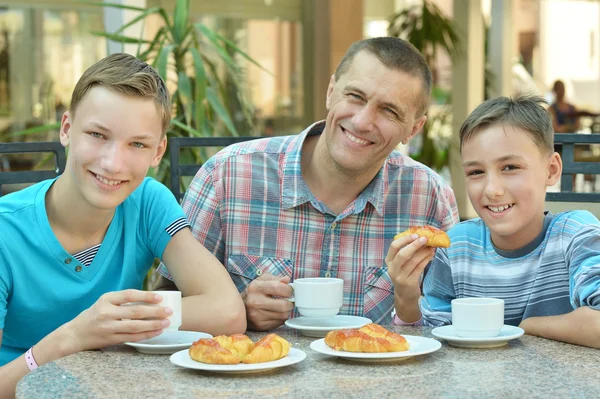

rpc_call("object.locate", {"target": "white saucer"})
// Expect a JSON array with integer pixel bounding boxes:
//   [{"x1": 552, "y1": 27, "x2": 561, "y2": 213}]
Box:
[
  {"x1": 125, "y1": 330, "x2": 212, "y2": 354},
  {"x1": 285, "y1": 315, "x2": 373, "y2": 338},
  {"x1": 170, "y1": 348, "x2": 307, "y2": 374},
  {"x1": 431, "y1": 325, "x2": 525, "y2": 348},
  {"x1": 310, "y1": 335, "x2": 441, "y2": 362}
]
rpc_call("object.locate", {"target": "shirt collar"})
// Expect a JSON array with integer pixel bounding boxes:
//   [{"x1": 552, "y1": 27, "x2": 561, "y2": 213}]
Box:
[{"x1": 281, "y1": 121, "x2": 387, "y2": 217}]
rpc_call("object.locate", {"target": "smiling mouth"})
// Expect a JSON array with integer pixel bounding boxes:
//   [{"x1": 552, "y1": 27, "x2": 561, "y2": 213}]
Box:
[
  {"x1": 341, "y1": 126, "x2": 371, "y2": 145},
  {"x1": 486, "y1": 204, "x2": 514, "y2": 213},
  {"x1": 92, "y1": 172, "x2": 124, "y2": 186}
]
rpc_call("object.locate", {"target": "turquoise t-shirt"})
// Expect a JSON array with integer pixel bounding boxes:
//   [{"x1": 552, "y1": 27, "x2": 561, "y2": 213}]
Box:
[{"x1": 0, "y1": 177, "x2": 187, "y2": 365}]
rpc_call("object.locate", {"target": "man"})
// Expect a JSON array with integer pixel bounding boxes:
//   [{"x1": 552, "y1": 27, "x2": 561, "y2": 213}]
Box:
[
  {"x1": 0, "y1": 53, "x2": 245, "y2": 396},
  {"x1": 156, "y1": 37, "x2": 459, "y2": 330}
]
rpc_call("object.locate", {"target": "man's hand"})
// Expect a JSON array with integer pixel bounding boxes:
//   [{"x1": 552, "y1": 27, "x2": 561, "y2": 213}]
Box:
[
  {"x1": 243, "y1": 273, "x2": 294, "y2": 331},
  {"x1": 61, "y1": 289, "x2": 171, "y2": 353},
  {"x1": 386, "y1": 234, "x2": 436, "y2": 301}
]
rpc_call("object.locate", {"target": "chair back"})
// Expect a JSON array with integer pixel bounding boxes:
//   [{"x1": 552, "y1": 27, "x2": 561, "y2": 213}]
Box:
[
  {"x1": 168, "y1": 136, "x2": 261, "y2": 202},
  {"x1": 546, "y1": 133, "x2": 600, "y2": 217},
  {"x1": 0, "y1": 141, "x2": 66, "y2": 197}
]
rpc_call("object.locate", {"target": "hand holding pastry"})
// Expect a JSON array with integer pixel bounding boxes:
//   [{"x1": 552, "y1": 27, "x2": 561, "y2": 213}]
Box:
[{"x1": 386, "y1": 229, "x2": 437, "y2": 302}]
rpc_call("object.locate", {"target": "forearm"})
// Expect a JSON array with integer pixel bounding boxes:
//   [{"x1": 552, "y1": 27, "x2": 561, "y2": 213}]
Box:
[
  {"x1": 0, "y1": 329, "x2": 74, "y2": 399},
  {"x1": 181, "y1": 294, "x2": 246, "y2": 336},
  {"x1": 520, "y1": 307, "x2": 600, "y2": 348},
  {"x1": 393, "y1": 293, "x2": 422, "y2": 324}
]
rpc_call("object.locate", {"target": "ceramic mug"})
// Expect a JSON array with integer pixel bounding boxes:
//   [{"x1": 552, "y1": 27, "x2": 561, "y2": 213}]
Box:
[
  {"x1": 122, "y1": 291, "x2": 182, "y2": 331},
  {"x1": 451, "y1": 297, "x2": 504, "y2": 338},
  {"x1": 287, "y1": 278, "x2": 343, "y2": 318}
]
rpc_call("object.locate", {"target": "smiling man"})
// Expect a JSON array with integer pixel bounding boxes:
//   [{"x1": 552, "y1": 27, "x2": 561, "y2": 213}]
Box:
[{"x1": 155, "y1": 37, "x2": 459, "y2": 331}]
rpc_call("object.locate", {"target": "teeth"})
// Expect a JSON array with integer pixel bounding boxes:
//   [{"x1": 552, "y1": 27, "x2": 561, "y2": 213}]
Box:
[
  {"x1": 345, "y1": 131, "x2": 369, "y2": 145},
  {"x1": 95, "y1": 173, "x2": 122, "y2": 186},
  {"x1": 488, "y1": 204, "x2": 513, "y2": 213}
]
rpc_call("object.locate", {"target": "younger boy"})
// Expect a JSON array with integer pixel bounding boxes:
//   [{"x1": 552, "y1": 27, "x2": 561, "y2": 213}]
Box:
[
  {"x1": 0, "y1": 53, "x2": 245, "y2": 395},
  {"x1": 389, "y1": 95, "x2": 600, "y2": 348}
]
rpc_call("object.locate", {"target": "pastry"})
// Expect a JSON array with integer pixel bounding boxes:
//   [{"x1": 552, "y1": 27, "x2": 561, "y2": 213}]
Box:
[
  {"x1": 243, "y1": 334, "x2": 291, "y2": 364},
  {"x1": 394, "y1": 225, "x2": 450, "y2": 248},
  {"x1": 324, "y1": 324, "x2": 410, "y2": 353},
  {"x1": 189, "y1": 333, "x2": 291, "y2": 364}
]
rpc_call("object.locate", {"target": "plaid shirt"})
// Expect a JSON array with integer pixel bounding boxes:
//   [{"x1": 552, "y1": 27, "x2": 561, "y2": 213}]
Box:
[{"x1": 159, "y1": 122, "x2": 459, "y2": 323}]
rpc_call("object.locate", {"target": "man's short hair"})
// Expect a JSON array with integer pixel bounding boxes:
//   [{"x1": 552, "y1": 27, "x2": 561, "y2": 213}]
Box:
[
  {"x1": 459, "y1": 94, "x2": 554, "y2": 154},
  {"x1": 334, "y1": 37, "x2": 432, "y2": 116},
  {"x1": 69, "y1": 53, "x2": 171, "y2": 135}
]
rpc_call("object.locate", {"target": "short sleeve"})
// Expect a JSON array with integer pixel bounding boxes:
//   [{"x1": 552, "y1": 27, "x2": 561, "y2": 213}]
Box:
[
  {"x1": 138, "y1": 178, "x2": 189, "y2": 260},
  {"x1": 421, "y1": 248, "x2": 455, "y2": 326}
]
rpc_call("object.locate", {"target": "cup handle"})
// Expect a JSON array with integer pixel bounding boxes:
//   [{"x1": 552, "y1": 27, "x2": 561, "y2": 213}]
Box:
[{"x1": 284, "y1": 282, "x2": 295, "y2": 303}]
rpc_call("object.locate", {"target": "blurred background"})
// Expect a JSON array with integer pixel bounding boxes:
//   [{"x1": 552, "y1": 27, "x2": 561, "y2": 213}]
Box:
[{"x1": 0, "y1": 0, "x2": 599, "y2": 217}]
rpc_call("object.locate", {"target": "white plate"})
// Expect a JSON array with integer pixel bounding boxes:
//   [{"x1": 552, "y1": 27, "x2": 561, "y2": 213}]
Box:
[
  {"x1": 285, "y1": 315, "x2": 372, "y2": 338},
  {"x1": 431, "y1": 325, "x2": 525, "y2": 348},
  {"x1": 125, "y1": 330, "x2": 212, "y2": 354},
  {"x1": 169, "y1": 347, "x2": 307, "y2": 374},
  {"x1": 309, "y1": 335, "x2": 441, "y2": 362}
]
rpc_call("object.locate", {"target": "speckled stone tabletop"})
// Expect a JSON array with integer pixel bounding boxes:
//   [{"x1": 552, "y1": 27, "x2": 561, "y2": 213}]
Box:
[{"x1": 16, "y1": 326, "x2": 600, "y2": 399}]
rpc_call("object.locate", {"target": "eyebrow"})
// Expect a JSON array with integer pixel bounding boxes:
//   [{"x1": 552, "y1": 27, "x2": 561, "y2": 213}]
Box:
[
  {"x1": 344, "y1": 85, "x2": 405, "y2": 116},
  {"x1": 87, "y1": 121, "x2": 154, "y2": 141},
  {"x1": 462, "y1": 154, "x2": 526, "y2": 168}
]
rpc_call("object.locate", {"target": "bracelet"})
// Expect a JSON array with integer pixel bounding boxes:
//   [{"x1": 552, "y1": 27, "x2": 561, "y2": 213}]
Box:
[
  {"x1": 393, "y1": 313, "x2": 423, "y2": 326},
  {"x1": 25, "y1": 347, "x2": 39, "y2": 371}
]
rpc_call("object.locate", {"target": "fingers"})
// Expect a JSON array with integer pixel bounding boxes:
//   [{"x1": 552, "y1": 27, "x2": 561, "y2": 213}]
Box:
[
  {"x1": 117, "y1": 318, "x2": 170, "y2": 334},
  {"x1": 114, "y1": 329, "x2": 165, "y2": 344},
  {"x1": 119, "y1": 303, "x2": 173, "y2": 321},
  {"x1": 244, "y1": 278, "x2": 294, "y2": 331},
  {"x1": 386, "y1": 234, "x2": 426, "y2": 264},
  {"x1": 104, "y1": 289, "x2": 163, "y2": 306}
]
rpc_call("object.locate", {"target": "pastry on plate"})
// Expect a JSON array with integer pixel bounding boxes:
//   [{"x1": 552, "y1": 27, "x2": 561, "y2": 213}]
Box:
[{"x1": 324, "y1": 323, "x2": 410, "y2": 353}]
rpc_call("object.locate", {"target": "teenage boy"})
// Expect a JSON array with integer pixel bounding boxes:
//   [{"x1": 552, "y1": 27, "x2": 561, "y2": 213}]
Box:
[
  {"x1": 0, "y1": 53, "x2": 246, "y2": 395},
  {"x1": 390, "y1": 95, "x2": 600, "y2": 348}
]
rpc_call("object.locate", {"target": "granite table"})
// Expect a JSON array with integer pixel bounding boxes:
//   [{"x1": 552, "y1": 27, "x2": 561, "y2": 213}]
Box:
[{"x1": 16, "y1": 326, "x2": 600, "y2": 399}]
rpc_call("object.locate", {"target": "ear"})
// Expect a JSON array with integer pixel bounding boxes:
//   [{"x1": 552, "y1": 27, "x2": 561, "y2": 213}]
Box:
[
  {"x1": 59, "y1": 111, "x2": 72, "y2": 148},
  {"x1": 150, "y1": 136, "x2": 167, "y2": 168},
  {"x1": 546, "y1": 151, "x2": 563, "y2": 186},
  {"x1": 325, "y1": 74, "x2": 336, "y2": 111},
  {"x1": 401, "y1": 115, "x2": 427, "y2": 145}
]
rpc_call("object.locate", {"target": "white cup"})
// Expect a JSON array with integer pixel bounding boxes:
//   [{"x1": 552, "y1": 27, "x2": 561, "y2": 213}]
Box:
[
  {"x1": 451, "y1": 297, "x2": 504, "y2": 338},
  {"x1": 287, "y1": 278, "x2": 343, "y2": 318},
  {"x1": 123, "y1": 291, "x2": 182, "y2": 331}
]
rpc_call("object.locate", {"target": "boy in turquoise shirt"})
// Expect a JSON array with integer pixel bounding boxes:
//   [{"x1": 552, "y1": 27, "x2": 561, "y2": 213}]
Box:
[
  {"x1": 389, "y1": 95, "x2": 600, "y2": 348},
  {"x1": 0, "y1": 53, "x2": 246, "y2": 395}
]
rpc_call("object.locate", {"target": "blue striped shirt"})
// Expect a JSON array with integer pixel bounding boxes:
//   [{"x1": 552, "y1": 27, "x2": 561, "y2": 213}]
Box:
[{"x1": 421, "y1": 211, "x2": 600, "y2": 326}]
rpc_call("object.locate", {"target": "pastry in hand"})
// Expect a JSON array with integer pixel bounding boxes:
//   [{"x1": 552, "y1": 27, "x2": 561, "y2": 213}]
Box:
[
  {"x1": 394, "y1": 225, "x2": 450, "y2": 248},
  {"x1": 324, "y1": 324, "x2": 410, "y2": 353},
  {"x1": 243, "y1": 334, "x2": 291, "y2": 364}
]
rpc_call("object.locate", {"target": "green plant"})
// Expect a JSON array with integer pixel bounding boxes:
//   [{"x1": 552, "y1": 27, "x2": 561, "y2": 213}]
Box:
[
  {"x1": 387, "y1": 0, "x2": 461, "y2": 169},
  {"x1": 88, "y1": 0, "x2": 267, "y2": 186}
]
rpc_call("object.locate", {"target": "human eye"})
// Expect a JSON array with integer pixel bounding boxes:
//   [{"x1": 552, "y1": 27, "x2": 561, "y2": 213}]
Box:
[
  {"x1": 348, "y1": 93, "x2": 364, "y2": 101},
  {"x1": 89, "y1": 132, "x2": 105, "y2": 139},
  {"x1": 502, "y1": 164, "x2": 519, "y2": 172},
  {"x1": 132, "y1": 142, "x2": 147, "y2": 149},
  {"x1": 465, "y1": 169, "x2": 483, "y2": 177},
  {"x1": 383, "y1": 107, "x2": 399, "y2": 118}
]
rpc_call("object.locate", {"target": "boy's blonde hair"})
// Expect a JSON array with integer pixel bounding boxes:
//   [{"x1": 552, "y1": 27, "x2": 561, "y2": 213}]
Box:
[
  {"x1": 459, "y1": 94, "x2": 554, "y2": 154},
  {"x1": 69, "y1": 53, "x2": 171, "y2": 135}
]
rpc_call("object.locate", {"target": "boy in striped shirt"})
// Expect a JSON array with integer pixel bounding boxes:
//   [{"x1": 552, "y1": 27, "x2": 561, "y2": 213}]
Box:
[{"x1": 390, "y1": 95, "x2": 600, "y2": 348}]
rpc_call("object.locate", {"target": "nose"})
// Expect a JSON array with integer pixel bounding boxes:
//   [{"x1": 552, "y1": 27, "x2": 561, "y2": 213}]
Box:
[
  {"x1": 350, "y1": 104, "x2": 376, "y2": 132},
  {"x1": 99, "y1": 142, "x2": 125, "y2": 174},
  {"x1": 483, "y1": 173, "x2": 505, "y2": 198}
]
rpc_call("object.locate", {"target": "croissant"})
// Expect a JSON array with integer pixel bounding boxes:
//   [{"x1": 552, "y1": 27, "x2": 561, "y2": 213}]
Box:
[
  {"x1": 243, "y1": 334, "x2": 291, "y2": 364},
  {"x1": 189, "y1": 338, "x2": 243, "y2": 364},
  {"x1": 324, "y1": 324, "x2": 410, "y2": 353},
  {"x1": 394, "y1": 225, "x2": 450, "y2": 248},
  {"x1": 213, "y1": 334, "x2": 255, "y2": 360}
]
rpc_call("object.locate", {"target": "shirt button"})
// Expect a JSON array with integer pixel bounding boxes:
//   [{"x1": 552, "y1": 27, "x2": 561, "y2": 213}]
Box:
[
  {"x1": 331, "y1": 222, "x2": 337, "y2": 229},
  {"x1": 65, "y1": 258, "x2": 72, "y2": 264},
  {"x1": 324, "y1": 271, "x2": 331, "y2": 278},
  {"x1": 256, "y1": 269, "x2": 263, "y2": 276},
  {"x1": 75, "y1": 265, "x2": 82, "y2": 272}
]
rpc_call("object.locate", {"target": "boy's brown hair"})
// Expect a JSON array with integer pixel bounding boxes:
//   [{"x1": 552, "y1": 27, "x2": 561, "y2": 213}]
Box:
[
  {"x1": 459, "y1": 94, "x2": 554, "y2": 154},
  {"x1": 69, "y1": 53, "x2": 171, "y2": 135}
]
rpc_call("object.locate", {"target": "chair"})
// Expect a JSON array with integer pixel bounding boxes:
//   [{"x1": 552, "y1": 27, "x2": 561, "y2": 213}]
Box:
[
  {"x1": 0, "y1": 141, "x2": 66, "y2": 197},
  {"x1": 545, "y1": 133, "x2": 600, "y2": 217},
  {"x1": 168, "y1": 136, "x2": 262, "y2": 202}
]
